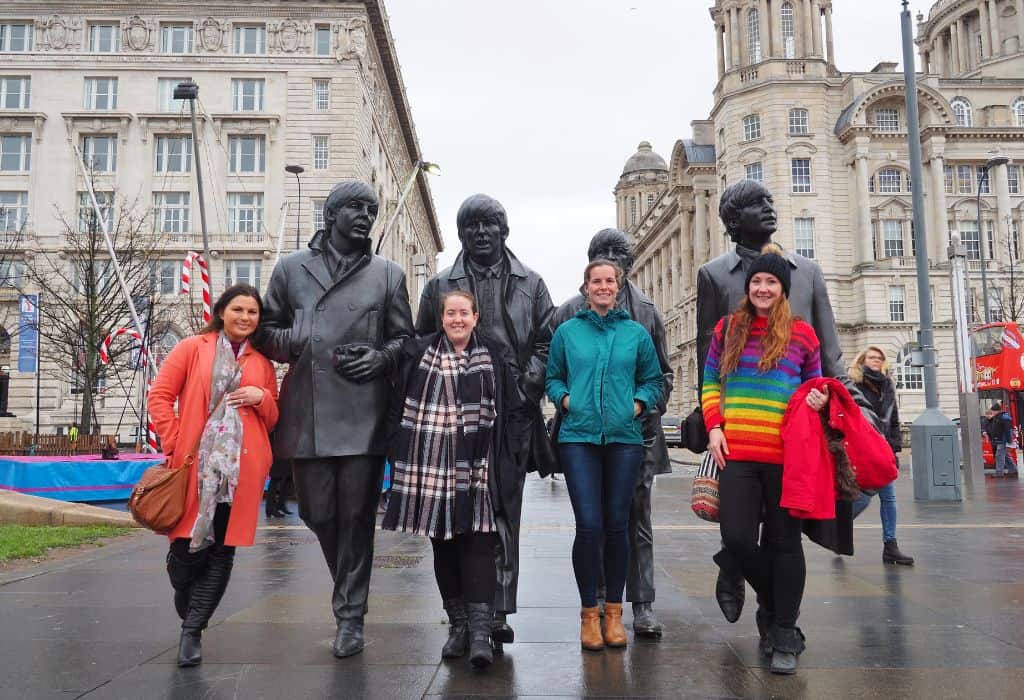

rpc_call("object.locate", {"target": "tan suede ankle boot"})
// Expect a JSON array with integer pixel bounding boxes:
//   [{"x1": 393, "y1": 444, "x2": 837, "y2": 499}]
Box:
[
  {"x1": 603, "y1": 602, "x2": 628, "y2": 647},
  {"x1": 580, "y1": 606, "x2": 604, "y2": 651}
]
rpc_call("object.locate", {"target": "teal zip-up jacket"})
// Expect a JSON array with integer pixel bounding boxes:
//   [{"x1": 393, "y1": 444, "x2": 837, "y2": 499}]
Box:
[{"x1": 546, "y1": 308, "x2": 664, "y2": 445}]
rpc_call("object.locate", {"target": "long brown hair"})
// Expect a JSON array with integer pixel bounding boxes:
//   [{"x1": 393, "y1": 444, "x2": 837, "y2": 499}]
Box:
[{"x1": 719, "y1": 294, "x2": 795, "y2": 376}]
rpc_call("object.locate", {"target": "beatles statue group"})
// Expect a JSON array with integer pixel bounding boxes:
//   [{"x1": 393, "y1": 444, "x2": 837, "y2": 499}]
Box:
[{"x1": 260, "y1": 177, "x2": 856, "y2": 658}]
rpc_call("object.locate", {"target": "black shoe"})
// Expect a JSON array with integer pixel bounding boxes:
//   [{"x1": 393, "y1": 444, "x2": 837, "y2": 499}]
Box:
[
  {"x1": 441, "y1": 598, "x2": 469, "y2": 659},
  {"x1": 769, "y1": 625, "x2": 805, "y2": 675},
  {"x1": 882, "y1": 540, "x2": 914, "y2": 566},
  {"x1": 177, "y1": 630, "x2": 202, "y2": 667},
  {"x1": 755, "y1": 607, "x2": 774, "y2": 656},
  {"x1": 631, "y1": 602, "x2": 663, "y2": 638},
  {"x1": 333, "y1": 618, "x2": 365, "y2": 658},
  {"x1": 715, "y1": 569, "x2": 745, "y2": 623},
  {"x1": 467, "y1": 603, "x2": 494, "y2": 669},
  {"x1": 491, "y1": 611, "x2": 514, "y2": 644}
]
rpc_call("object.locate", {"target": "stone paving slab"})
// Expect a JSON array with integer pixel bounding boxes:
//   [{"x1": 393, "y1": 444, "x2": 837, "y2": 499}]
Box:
[{"x1": 5, "y1": 456, "x2": 1024, "y2": 698}]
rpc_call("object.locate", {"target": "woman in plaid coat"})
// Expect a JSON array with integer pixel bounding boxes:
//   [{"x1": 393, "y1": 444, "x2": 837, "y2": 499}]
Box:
[{"x1": 382, "y1": 290, "x2": 529, "y2": 669}]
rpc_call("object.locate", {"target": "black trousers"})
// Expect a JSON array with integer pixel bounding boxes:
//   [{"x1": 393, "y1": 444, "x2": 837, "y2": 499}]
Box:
[
  {"x1": 718, "y1": 460, "x2": 805, "y2": 628},
  {"x1": 626, "y1": 471, "x2": 656, "y2": 602},
  {"x1": 431, "y1": 533, "x2": 499, "y2": 604},
  {"x1": 293, "y1": 456, "x2": 383, "y2": 622}
]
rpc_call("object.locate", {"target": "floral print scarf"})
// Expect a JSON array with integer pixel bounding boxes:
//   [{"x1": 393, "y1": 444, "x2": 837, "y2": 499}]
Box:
[{"x1": 189, "y1": 332, "x2": 245, "y2": 552}]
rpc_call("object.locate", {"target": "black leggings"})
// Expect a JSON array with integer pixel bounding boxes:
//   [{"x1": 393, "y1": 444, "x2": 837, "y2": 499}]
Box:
[
  {"x1": 718, "y1": 460, "x2": 805, "y2": 627},
  {"x1": 431, "y1": 533, "x2": 499, "y2": 604},
  {"x1": 169, "y1": 503, "x2": 235, "y2": 560}
]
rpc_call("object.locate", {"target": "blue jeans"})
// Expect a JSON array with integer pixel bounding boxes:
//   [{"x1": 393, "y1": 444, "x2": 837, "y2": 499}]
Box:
[
  {"x1": 559, "y1": 442, "x2": 643, "y2": 607},
  {"x1": 993, "y1": 442, "x2": 1017, "y2": 475},
  {"x1": 852, "y1": 481, "x2": 897, "y2": 543}
]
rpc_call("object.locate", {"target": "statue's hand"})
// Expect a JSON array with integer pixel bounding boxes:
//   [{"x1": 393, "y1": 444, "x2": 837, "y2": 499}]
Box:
[{"x1": 335, "y1": 345, "x2": 385, "y2": 383}]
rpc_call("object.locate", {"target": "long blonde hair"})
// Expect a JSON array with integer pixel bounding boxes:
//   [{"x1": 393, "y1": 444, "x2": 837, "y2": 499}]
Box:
[{"x1": 848, "y1": 346, "x2": 889, "y2": 384}]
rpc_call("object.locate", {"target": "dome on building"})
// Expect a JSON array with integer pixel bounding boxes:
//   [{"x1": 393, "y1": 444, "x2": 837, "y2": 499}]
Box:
[{"x1": 621, "y1": 141, "x2": 668, "y2": 176}]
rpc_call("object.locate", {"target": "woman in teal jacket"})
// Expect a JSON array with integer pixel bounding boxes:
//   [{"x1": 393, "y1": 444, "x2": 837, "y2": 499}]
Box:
[{"x1": 546, "y1": 259, "x2": 663, "y2": 652}]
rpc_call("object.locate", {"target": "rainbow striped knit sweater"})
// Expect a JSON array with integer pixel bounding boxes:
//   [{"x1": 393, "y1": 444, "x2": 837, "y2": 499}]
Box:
[{"x1": 701, "y1": 315, "x2": 822, "y2": 465}]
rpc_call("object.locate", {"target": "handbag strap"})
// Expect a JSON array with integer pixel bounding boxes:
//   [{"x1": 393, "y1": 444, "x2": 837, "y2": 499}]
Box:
[{"x1": 177, "y1": 354, "x2": 249, "y2": 468}]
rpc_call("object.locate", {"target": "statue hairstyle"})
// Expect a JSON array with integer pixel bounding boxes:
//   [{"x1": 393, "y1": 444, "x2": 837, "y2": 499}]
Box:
[
  {"x1": 456, "y1": 194, "x2": 509, "y2": 237},
  {"x1": 718, "y1": 179, "x2": 771, "y2": 242}
]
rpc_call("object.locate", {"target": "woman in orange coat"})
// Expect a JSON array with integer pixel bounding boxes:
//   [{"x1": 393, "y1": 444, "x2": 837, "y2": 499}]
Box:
[{"x1": 148, "y1": 284, "x2": 279, "y2": 668}]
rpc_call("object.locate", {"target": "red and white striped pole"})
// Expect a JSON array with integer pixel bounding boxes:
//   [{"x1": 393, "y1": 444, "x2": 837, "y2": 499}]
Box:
[
  {"x1": 182, "y1": 251, "x2": 211, "y2": 325},
  {"x1": 100, "y1": 328, "x2": 158, "y2": 453}
]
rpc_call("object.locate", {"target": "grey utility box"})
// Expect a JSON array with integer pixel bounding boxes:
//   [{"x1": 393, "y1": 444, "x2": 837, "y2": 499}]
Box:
[{"x1": 911, "y1": 407, "x2": 962, "y2": 501}]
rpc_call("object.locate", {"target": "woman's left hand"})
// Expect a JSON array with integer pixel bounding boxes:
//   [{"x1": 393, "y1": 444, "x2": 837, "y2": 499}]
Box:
[
  {"x1": 227, "y1": 386, "x2": 264, "y2": 408},
  {"x1": 806, "y1": 386, "x2": 830, "y2": 412},
  {"x1": 634, "y1": 400, "x2": 644, "y2": 418}
]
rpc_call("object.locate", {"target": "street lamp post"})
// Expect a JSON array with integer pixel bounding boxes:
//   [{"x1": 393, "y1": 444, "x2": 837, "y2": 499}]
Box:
[
  {"x1": 285, "y1": 165, "x2": 305, "y2": 251},
  {"x1": 977, "y1": 155, "x2": 1010, "y2": 323},
  {"x1": 950, "y1": 234, "x2": 984, "y2": 492},
  {"x1": 173, "y1": 82, "x2": 211, "y2": 268},
  {"x1": 375, "y1": 161, "x2": 440, "y2": 255}
]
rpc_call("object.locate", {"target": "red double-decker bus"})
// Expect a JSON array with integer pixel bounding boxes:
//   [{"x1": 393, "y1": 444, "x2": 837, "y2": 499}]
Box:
[{"x1": 971, "y1": 322, "x2": 1022, "y2": 467}]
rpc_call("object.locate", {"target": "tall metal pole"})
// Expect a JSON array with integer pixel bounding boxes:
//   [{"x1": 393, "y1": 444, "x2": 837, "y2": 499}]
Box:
[
  {"x1": 187, "y1": 97, "x2": 211, "y2": 265},
  {"x1": 978, "y1": 175, "x2": 990, "y2": 322},
  {"x1": 950, "y1": 235, "x2": 983, "y2": 492},
  {"x1": 376, "y1": 163, "x2": 422, "y2": 256},
  {"x1": 34, "y1": 294, "x2": 41, "y2": 436}
]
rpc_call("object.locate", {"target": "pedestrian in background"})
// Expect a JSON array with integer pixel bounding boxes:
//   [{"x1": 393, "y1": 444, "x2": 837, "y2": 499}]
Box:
[
  {"x1": 702, "y1": 244, "x2": 825, "y2": 675},
  {"x1": 149, "y1": 284, "x2": 280, "y2": 668},
  {"x1": 848, "y1": 347, "x2": 913, "y2": 565},
  {"x1": 546, "y1": 260, "x2": 663, "y2": 652},
  {"x1": 383, "y1": 291, "x2": 528, "y2": 669},
  {"x1": 989, "y1": 402, "x2": 1018, "y2": 477}
]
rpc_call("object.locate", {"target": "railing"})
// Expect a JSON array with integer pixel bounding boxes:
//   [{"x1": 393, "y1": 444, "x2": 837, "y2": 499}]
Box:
[
  {"x1": 0, "y1": 431, "x2": 118, "y2": 456},
  {"x1": 786, "y1": 61, "x2": 806, "y2": 76},
  {"x1": 739, "y1": 68, "x2": 759, "y2": 83}
]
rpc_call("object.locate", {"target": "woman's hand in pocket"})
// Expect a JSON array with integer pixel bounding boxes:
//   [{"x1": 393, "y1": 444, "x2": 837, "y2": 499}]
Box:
[{"x1": 708, "y1": 426, "x2": 729, "y2": 469}]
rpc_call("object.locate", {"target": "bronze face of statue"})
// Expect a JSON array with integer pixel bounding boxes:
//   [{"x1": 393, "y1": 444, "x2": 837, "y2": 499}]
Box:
[
  {"x1": 587, "y1": 228, "x2": 635, "y2": 277},
  {"x1": 718, "y1": 179, "x2": 777, "y2": 251},
  {"x1": 323, "y1": 181, "x2": 380, "y2": 255},
  {"x1": 456, "y1": 194, "x2": 508, "y2": 267}
]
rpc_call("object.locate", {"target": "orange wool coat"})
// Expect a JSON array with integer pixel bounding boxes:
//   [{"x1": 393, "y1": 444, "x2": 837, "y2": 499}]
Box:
[{"x1": 148, "y1": 332, "x2": 280, "y2": 546}]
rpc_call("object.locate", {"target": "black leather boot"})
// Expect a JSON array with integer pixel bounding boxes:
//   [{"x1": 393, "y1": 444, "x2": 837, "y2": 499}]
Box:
[
  {"x1": 441, "y1": 598, "x2": 469, "y2": 659},
  {"x1": 265, "y1": 478, "x2": 281, "y2": 518},
  {"x1": 882, "y1": 540, "x2": 914, "y2": 566},
  {"x1": 333, "y1": 618, "x2": 365, "y2": 658},
  {"x1": 491, "y1": 611, "x2": 514, "y2": 644},
  {"x1": 631, "y1": 602, "x2": 663, "y2": 638},
  {"x1": 755, "y1": 607, "x2": 774, "y2": 657},
  {"x1": 769, "y1": 625, "x2": 806, "y2": 675},
  {"x1": 178, "y1": 545, "x2": 235, "y2": 667},
  {"x1": 467, "y1": 603, "x2": 494, "y2": 668},
  {"x1": 166, "y1": 549, "x2": 208, "y2": 621}
]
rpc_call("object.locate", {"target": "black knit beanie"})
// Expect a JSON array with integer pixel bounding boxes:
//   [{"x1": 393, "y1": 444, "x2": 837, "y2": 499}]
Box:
[{"x1": 745, "y1": 247, "x2": 791, "y2": 297}]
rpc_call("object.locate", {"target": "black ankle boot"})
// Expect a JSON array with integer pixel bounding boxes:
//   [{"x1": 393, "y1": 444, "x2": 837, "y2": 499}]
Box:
[
  {"x1": 491, "y1": 611, "x2": 514, "y2": 643},
  {"x1": 755, "y1": 607, "x2": 774, "y2": 656},
  {"x1": 179, "y1": 545, "x2": 235, "y2": 666},
  {"x1": 441, "y1": 598, "x2": 469, "y2": 659},
  {"x1": 467, "y1": 603, "x2": 494, "y2": 669},
  {"x1": 882, "y1": 540, "x2": 914, "y2": 566},
  {"x1": 177, "y1": 630, "x2": 202, "y2": 668},
  {"x1": 769, "y1": 625, "x2": 806, "y2": 675}
]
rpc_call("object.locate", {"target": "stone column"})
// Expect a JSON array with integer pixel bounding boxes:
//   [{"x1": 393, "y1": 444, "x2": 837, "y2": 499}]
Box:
[
  {"x1": 825, "y1": 3, "x2": 835, "y2": 65},
  {"x1": 950, "y1": 22, "x2": 961, "y2": 74},
  {"x1": 810, "y1": 0, "x2": 823, "y2": 57},
  {"x1": 803, "y1": 0, "x2": 814, "y2": 57},
  {"x1": 958, "y1": 18, "x2": 970, "y2": 72},
  {"x1": 855, "y1": 149, "x2": 873, "y2": 264},
  {"x1": 934, "y1": 34, "x2": 947, "y2": 75},
  {"x1": 1018, "y1": 0, "x2": 1024, "y2": 53},
  {"x1": 680, "y1": 208, "x2": 693, "y2": 291},
  {"x1": 929, "y1": 151, "x2": 949, "y2": 263},
  {"x1": 661, "y1": 246, "x2": 671, "y2": 310},
  {"x1": 670, "y1": 231, "x2": 680, "y2": 306},
  {"x1": 709, "y1": 189, "x2": 723, "y2": 258},
  {"x1": 771, "y1": 0, "x2": 784, "y2": 56},
  {"x1": 694, "y1": 191, "x2": 708, "y2": 266},
  {"x1": 723, "y1": 12, "x2": 733, "y2": 70},
  {"x1": 979, "y1": 1, "x2": 992, "y2": 59},
  {"x1": 988, "y1": 0, "x2": 1001, "y2": 56},
  {"x1": 717, "y1": 21, "x2": 726, "y2": 77},
  {"x1": 995, "y1": 161, "x2": 1012, "y2": 261},
  {"x1": 730, "y1": 8, "x2": 741, "y2": 69},
  {"x1": 758, "y1": 0, "x2": 771, "y2": 60}
]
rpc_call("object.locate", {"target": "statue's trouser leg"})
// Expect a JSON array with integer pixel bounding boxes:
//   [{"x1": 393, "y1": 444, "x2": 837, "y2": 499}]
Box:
[
  {"x1": 493, "y1": 471, "x2": 525, "y2": 615},
  {"x1": 625, "y1": 472, "x2": 655, "y2": 603}
]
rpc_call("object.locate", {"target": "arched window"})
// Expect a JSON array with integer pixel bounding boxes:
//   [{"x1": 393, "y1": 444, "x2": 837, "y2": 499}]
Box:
[
  {"x1": 895, "y1": 343, "x2": 924, "y2": 391},
  {"x1": 877, "y1": 167, "x2": 905, "y2": 193},
  {"x1": 788, "y1": 108, "x2": 809, "y2": 135},
  {"x1": 153, "y1": 329, "x2": 183, "y2": 366},
  {"x1": 781, "y1": 3, "x2": 796, "y2": 59},
  {"x1": 951, "y1": 97, "x2": 973, "y2": 127},
  {"x1": 742, "y1": 114, "x2": 762, "y2": 141},
  {"x1": 748, "y1": 8, "x2": 761, "y2": 64},
  {"x1": 1013, "y1": 98, "x2": 1024, "y2": 128}
]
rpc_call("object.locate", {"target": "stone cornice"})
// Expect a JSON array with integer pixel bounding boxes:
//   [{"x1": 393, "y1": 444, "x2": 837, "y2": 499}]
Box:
[
  {"x1": 61, "y1": 111, "x2": 132, "y2": 142},
  {"x1": 0, "y1": 111, "x2": 47, "y2": 141},
  {"x1": 208, "y1": 112, "x2": 281, "y2": 142}
]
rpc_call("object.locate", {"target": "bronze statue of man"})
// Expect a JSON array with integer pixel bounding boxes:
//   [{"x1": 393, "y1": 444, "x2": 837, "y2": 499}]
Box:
[
  {"x1": 258, "y1": 180, "x2": 414, "y2": 658},
  {"x1": 695, "y1": 179, "x2": 864, "y2": 626},
  {"x1": 551, "y1": 228, "x2": 674, "y2": 637},
  {"x1": 416, "y1": 193, "x2": 556, "y2": 646}
]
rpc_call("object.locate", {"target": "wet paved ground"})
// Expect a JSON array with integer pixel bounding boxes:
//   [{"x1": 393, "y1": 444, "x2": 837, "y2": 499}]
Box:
[{"x1": 4, "y1": 452, "x2": 1024, "y2": 699}]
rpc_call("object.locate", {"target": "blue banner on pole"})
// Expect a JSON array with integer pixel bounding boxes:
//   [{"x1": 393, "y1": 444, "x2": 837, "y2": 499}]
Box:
[{"x1": 17, "y1": 294, "x2": 39, "y2": 373}]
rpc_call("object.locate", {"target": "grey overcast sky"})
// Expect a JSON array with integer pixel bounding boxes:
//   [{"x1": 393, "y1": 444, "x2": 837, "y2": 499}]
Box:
[{"x1": 387, "y1": 0, "x2": 931, "y2": 303}]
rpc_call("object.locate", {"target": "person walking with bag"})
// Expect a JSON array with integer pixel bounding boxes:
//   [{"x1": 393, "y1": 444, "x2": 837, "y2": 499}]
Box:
[
  {"x1": 148, "y1": 284, "x2": 280, "y2": 668},
  {"x1": 848, "y1": 347, "x2": 913, "y2": 565},
  {"x1": 702, "y1": 245, "x2": 826, "y2": 675},
  {"x1": 382, "y1": 291, "x2": 528, "y2": 669},
  {"x1": 546, "y1": 260, "x2": 663, "y2": 652}
]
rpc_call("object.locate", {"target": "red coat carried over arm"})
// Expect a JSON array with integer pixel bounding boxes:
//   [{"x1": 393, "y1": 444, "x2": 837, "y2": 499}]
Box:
[{"x1": 781, "y1": 377, "x2": 897, "y2": 519}]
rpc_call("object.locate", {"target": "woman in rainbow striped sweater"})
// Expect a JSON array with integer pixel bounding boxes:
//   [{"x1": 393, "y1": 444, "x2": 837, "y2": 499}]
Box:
[{"x1": 701, "y1": 244, "x2": 829, "y2": 676}]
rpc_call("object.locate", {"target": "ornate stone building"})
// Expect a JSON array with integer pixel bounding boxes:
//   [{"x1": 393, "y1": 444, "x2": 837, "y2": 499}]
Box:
[
  {"x1": 621, "y1": 0, "x2": 1024, "y2": 422},
  {"x1": 0, "y1": 0, "x2": 442, "y2": 438}
]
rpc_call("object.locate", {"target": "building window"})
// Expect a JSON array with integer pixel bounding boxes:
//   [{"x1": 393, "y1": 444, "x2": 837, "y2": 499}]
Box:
[
  {"x1": 0, "y1": 191, "x2": 28, "y2": 232},
  {"x1": 150, "y1": 260, "x2": 182, "y2": 295},
  {"x1": 788, "y1": 108, "x2": 809, "y2": 135},
  {"x1": 224, "y1": 259, "x2": 262, "y2": 289},
  {"x1": 316, "y1": 25, "x2": 331, "y2": 55},
  {"x1": 742, "y1": 114, "x2": 761, "y2": 141},
  {"x1": 231, "y1": 79, "x2": 264, "y2": 112},
  {"x1": 976, "y1": 165, "x2": 993, "y2": 194},
  {"x1": 943, "y1": 164, "x2": 954, "y2": 194},
  {"x1": 81, "y1": 135, "x2": 117, "y2": 173},
  {"x1": 161, "y1": 25, "x2": 193, "y2": 54},
  {"x1": 748, "y1": 8, "x2": 762, "y2": 64},
  {"x1": 781, "y1": 2, "x2": 795, "y2": 58},
  {"x1": 154, "y1": 136, "x2": 192, "y2": 173},
  {"x1": 883, "y1": 219, "x2": 905, "y2": 258},
  {"x1": 313, "y1": 135, "x2": 329, "y2": 170},
  {"x1": 89, "y1": 24, "x2": 120, "y2": 53},
  {"x1": 77, "y1": 191, "x2": 113, "y2": 233},
  {"x1": 986, "y1": 220, "x2": 996, "y2": 260},
  {"x1": 233, "y1": 26, "x2": 266, "y2": 54},
  {"x1": 83, "y1": 77, "x2": 118, "y2": 110},
  {"x1": 1009, "y1": 165, "x2": 1020, "y2": 195},
  {"x1": 228, "y1": 136, "x2": 265, "y2": 173},
  {"x1": 0, "y1": 260, "x2": 25, "y2": 287},
  {"x1": 630, "y1": 197, "x2": 637, "y2": 226},
  {"x1": 0, "y1": 76, "x2": 31, "y2": 108},
  {"x1": 0, "y1": 22, "x2": 33, "y2": 52},
  {"x1": 794, "y1": 218, "x2": 815, "y2": 258},
  {"x1": 897, "y1": 344, "x2": 924, "y2": 390},
  {"x1": 957, "y1": 164, "x2": 973, "y2": 194},
  {"x1": 878, "y1": 167, "x2": 903, "y2": 193},
  {"x1": 312, "y1": 198, "x2": 325, "y2": 233},
  {"x1": 745, "y1": 162, "x2": 764, "y2": 182},
  {"x1": 888, "y1": 285, "x2": 906, "y2": 322},
  {"x1": 158, "y1": 78, "x2": 191, "y2": 112},
  {"x1": 313, "y1": 79, "x2": 330, "y2": 110},
  {"x1": 228, "y1": 193, "x2": 264, "y2": 237},
  {"x1": 874, "y1": 108, "x2": 900, "y2": 131},
  {"x1": 791, "y1": 158, "x2": 812, "y2": 193},
  {"x1": 1014, "y1": 98, "x2": 1024, "y2": 128},
  {"x1": 153, "y1": 192, "x2": 190, "y2": 237},
  {"x1": 0, "y1": 135, "x2": 31, "y2": 172},
  {"x1": 960, "y1": 221, "x2": 981, "y2": 260},
  {"x1": 951, "y1": 97, "x2": 973, "y2": 127},
  {"x1": 1013, "y1": 220, "x2": 1020, "y2": 261}
]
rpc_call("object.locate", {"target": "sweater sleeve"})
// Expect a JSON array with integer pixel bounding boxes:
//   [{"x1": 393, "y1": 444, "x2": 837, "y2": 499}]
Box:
[
  {"x1": 632, "y1": 329, "x2": 664, "y2": 412},
  {"x1": 701, "y1": 318, "x2": 726, "y2": 431},
  {"x1": 799, "y1": 322, "x2": 823, "y2": 382},
  {"x1": 545, "y1": 324, "x2": 570, "y2": 412}
]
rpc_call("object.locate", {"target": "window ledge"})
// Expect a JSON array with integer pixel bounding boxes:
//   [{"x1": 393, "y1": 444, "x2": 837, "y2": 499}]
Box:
[
  {"x1": 0, "y1": 111, "x2": 47, "y2": 141},
  {"x1": 208, "y1": 113, "x2": 280, "y2": 143},
  {"x1": 61, "y1": 112, "x2": 132, "y2": 143}
]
